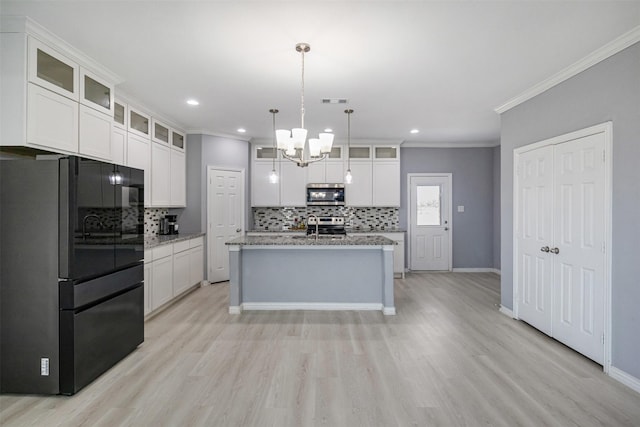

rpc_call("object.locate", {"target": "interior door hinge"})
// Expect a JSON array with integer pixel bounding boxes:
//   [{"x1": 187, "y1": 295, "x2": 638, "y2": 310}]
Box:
[{"x1": 601, "y1": 334, "x2": 605, "y2": 345}]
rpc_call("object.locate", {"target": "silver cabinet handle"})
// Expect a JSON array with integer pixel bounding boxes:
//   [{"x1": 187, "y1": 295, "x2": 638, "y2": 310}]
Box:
[
  {"x1": 540, "y1": 246, "x2": 550, "y2": 253},
  {"x1": 550, "y1": 247, "x2": 560, "y2": 254}
]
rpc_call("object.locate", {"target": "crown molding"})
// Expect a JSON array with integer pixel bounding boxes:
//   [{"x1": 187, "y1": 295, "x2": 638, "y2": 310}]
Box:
[
  {"x1": 1, "y1": 15, "x2": 123, "y2": 85},
  {"x1": 495, "y1": 25, "x2": 640, "y2": 114},
  {"x1": 401, "y1": 140, "x2": 500, "y2": 148},
  {"x1": 187, "y1": 129, "x2": 251, "y2": 142}
]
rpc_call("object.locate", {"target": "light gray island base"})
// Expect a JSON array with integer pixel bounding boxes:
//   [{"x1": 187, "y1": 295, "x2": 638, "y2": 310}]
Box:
[{"x1": 226, "y1": 235, "x2": 396, "y2": 315}]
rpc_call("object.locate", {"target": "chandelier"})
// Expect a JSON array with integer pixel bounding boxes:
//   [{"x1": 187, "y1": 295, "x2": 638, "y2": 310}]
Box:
[{"x1": 275, "y1": 43, "x2": 334, "y2": 167}]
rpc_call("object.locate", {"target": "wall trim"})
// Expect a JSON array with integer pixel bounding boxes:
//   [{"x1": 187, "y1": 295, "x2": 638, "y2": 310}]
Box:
[
  {"x1": 452, "y1": 268, "x2": 499, "y2": 273},
  {"x1": 402, "y1": 141, "x2": 500, "y2": 148},
  {"x1": 228, "y1": 306, "x2": 242, "y2": 314},
  {"x1": 499, "y1": 305, "x2": 515, "y2": 318},
  {"x1": 609, "y1": 367, "x2": 640, "y2": 395},
  {"x1": 496, "y1": 25, "x2": 640, "y2": 114}
]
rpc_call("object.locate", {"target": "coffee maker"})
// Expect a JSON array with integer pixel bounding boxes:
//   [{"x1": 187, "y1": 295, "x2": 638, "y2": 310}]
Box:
[{"x1": 166, "y1": 214, "x2": 179, "y2": 234}]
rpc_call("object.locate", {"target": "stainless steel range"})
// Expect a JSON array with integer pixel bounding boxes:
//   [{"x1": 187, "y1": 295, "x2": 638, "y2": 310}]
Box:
[{"x1": 306, "y1": 216, "x2": 347, "y2": 236}]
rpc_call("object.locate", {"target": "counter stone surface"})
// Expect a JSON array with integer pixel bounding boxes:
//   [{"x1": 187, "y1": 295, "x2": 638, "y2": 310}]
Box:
[
  {"x1": 248, "y1": 228, "x2": 406, "y2": 234},
  {"x1": 145, "y1": 232, "x2": 205, "y2": 250},
  {"x1": 226, "y1": 235, "x2": 395, "y2": 246}
]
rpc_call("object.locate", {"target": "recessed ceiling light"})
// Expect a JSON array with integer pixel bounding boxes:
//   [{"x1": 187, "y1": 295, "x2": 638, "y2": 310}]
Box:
[
  {"x1": 237, "y1": 128, "x2": 247, "y2": 133},
  {"x1": 324, "y1": 128, "x2": 333, "y2": 133},
  {"x1": 186, "y1": 99, "x2": 199, "y2": 106},
  {"x1": 410, "y1": 129, "x2": 419, "y2": 134}
]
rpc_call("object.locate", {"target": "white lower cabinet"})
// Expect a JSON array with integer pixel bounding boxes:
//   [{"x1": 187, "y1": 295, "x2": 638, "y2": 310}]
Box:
[
  {"x1": 144, "y1": 236, "x2": 205, "y2": 317},
  {"x1": 150, "y1": 247, "x2": 173, "y2": 310}
]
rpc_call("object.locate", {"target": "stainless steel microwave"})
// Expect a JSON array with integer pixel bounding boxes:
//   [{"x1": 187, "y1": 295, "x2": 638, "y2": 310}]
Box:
[{"x1": 306, "y1": 183, "x2": 345, "y2": 206}]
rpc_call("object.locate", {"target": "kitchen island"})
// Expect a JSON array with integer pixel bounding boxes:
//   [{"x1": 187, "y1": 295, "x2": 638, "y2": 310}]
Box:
[{"x1": 225, "y1": 235, "x2": 396, "y2": 315}]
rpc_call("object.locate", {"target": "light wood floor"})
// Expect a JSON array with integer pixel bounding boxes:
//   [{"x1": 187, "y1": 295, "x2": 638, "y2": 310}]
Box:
[{"x1": 2, "y1": 273, "x2": 639, "y2": 426}]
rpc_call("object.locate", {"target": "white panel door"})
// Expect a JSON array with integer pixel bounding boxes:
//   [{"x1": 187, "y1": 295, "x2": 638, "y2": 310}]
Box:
[
  {"x1": 409, "y1": 174, "x2": 451, "y2": 271},
  {"x1": 516, "y1": 146, "x2": 554, "y2": 335},
  {"x1": 515, "y1": 129, "x2": 607, "y2": 365},
  {"x1": 208, "y1": 169, "x2": 244, "y2": 283},
  {"x1": 551, "y1": 134, "x2": 605, "y2": 364}
]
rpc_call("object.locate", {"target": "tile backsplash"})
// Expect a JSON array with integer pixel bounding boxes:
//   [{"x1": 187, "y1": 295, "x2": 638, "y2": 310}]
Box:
[
  {"x1": 145, "y1": 208, "x2": 169, "y2": 235},
  {"x1": 252, "y1": 207, "x2": 399, "y2": 231}
]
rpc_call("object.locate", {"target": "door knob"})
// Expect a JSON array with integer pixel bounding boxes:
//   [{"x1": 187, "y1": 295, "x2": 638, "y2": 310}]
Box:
[
  {"x1": 236, "y1": 228, "x2": 242, "y2": 233},
  {"x1": 540, "y1": 246, "x2": 550, "y2": 253},
  {"x1": 550, "y1": 247, "x2": 560, "y2": 254},
  {"x1": 444, "y1": 227, "x2": 449, "y2": 231}
]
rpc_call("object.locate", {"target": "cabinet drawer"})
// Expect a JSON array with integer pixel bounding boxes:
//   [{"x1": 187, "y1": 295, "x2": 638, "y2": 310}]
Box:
[
  {"x1": 189, "y1": 236, "x2": 204, "y2": 248},
  {"x1": 173, "y1": 240, "x2": 190, "y2": 254},
  {"x1": 152, "y1": 244, "x2": 173, "y2": 260}
]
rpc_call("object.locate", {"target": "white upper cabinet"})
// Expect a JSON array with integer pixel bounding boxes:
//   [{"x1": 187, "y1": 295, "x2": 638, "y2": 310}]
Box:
[
  {"x1": 26, "y1": 82, "x2": 79, "y2": 153},
  {"x1": 170, "y1": 149, "x2": 186, "y2": 207},
  {"x1": 28, "y1": 36, "x2": 79, "y2": 101},
  {"x1": 79, "y1": 104, "x2": 112, "y2": 161},
  {"x1": 79, "y1": 67, "x2": 114, "y2": 116},
  {"x1": 152, "y1": 119, "x2": 170, "y2": 145},
  {"x1": 373, "y1": 162, "x2": 400, "y2": 206},
  {"x1": 113, "y1": 99, "x2": 127, "y2": 129},
  {"x1": 251, "y1": 161, "x2": 280, "y2": 207},
  {"x1": 126, "y1": 133, "x2": 151, "y2": 207},
  {"x1": 171, "y1": 130, "x2": 185, "y2": 152},
  {"x1": 112, "y1": 126, "x2": 126, "y2": 166},
  {"x1": 280, "y1": 162, "x2": 306, "y2": 206},
  {"x1": 151, "y1": 141, "x2": 171, "y2": 207},
  {"x1": 128, "y1": 107, "x2": 151, "y2": 139},
  {"x1": 346, "y1": 162, "x2": 373, "y2": 206}
]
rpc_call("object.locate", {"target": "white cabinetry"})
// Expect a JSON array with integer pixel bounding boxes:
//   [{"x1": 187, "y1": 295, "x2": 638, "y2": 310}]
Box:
[
  {"x1": 126, "y1": 133, "x2": 151, "y2": 207},
  {"x1": 27, "y1": 36, "x2": 79, "y2": 100},
  {"x1": 306, "y1": 146, "x2": 345, "y2": 184},
  {"x1": 170, "y1": 149, "x2": 186, "y2": 207},
  {"x1": 280, "y1": 162, "x2": 306, "y2": 206},
  {"x1": 346, "y1": 162, "x2": 373, "y2": 206},
  {"x1": 251, "y1": 148, "x2": 280, "y2": 206},
  {"x1": 26, "y1": 83, "x2": 79, "y2": 153},
  {"x1": 79, "y1": 104, "x2": 112, "y2": 160},
  {"x1": 112, "y1": 126, "x2": 126, "y2": 166},
  {"x1": 144, "y1": 236, "x2": 204, "y2": 317},
  {"x1": 151, "y1": 141, "x2": 171, "y2": 206},
  {"x1": 373, "y1": 162, "x2": 400, "y2": 206},
  {"x1": 150, "y1": 245, "x2": 173, "y2": 310}
]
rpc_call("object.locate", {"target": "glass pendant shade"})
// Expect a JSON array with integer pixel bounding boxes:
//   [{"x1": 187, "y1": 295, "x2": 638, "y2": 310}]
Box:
[
  {"x1": 269, "y1": 169, "x2": 279, "y2": 183},
  {"x1": 291, "y1": 128, "x2": 307, "y2": 149},
  {"x1": 319, "y1": 133, "x2": 334, "y2": 154},
  {"x1": 308, "y1": 138, "x2": 321, "y2": 157},
  {"x1": 345, "y1": 169, "x2": 353, "y2": 184},
  {"x1": 276, "y1": 130, "x2": 290, "y2": 150}
]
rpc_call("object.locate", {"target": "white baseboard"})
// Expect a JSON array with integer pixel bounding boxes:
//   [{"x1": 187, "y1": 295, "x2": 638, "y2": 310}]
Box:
[
  {"x1": 228, "y1": 306, "x2": 242, "y2": 314},
  {"x1": 452, "y1": 268, "x2": 499, "y2": 273},
  {"x1": 383, "y1": 307, "x2": 397, "y2": 316},
  {"x1": 609, "y1": 366, "x2": 640, "y2": 394},
  {"x1": 499, "y1": 305, "x2": 515, "y2": 318},
  {"x1": 239, "y1": 302, "x2": 387, "y2": 313}
]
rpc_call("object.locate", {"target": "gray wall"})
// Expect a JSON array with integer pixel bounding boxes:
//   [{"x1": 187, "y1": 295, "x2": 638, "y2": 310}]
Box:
[
  {"x1": 500, "y1": 42, "x2": 640, "y2": 378},
  {"x1": 492, "y1": 146, "x2": 501, "y2": 270},
  {"x1": 177, "y1": 134, "x2": 251, "y2": 234},
  {"x1": 400, "y1": 147, "x2": 498, "y2": 269}
]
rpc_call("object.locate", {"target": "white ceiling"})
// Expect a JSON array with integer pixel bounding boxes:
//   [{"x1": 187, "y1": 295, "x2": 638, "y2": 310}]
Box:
[{"x1": 3, "y1": 1, "x2": 640, "y2": 145}]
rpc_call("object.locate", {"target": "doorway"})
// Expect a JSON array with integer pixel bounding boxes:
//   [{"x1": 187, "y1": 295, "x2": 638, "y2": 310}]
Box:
[
  {"x1": 408, "y1": 173, "x2": 452, "y2": 271},
  {"x1": 207, "y1": 167, "x2": 245, "y2": 283},
  {"x1": 514, "y1": 122, "x2": 612, "y2": 367}
]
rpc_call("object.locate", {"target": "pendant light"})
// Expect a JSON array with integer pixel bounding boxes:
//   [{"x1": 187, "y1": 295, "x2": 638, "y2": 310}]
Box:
[
  {"x1": 345, "y1": 109, "x2": 353, "y2": 184},
  {"x1": 269, "y1": 109, "x2": 279, "y2": 184},
  {"x1": 275, "y1": 43, "x2": 334, "y2": 167}
]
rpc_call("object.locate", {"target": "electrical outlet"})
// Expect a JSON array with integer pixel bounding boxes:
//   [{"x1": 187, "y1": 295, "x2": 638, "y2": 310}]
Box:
[{"x1": 40, "y1": 358, "x2": 49, "y2": 376}]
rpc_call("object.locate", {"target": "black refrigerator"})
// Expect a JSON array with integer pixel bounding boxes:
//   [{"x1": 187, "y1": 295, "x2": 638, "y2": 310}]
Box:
[{"x1": 1, "y1": 156, "x2": 145, "y2": 395}]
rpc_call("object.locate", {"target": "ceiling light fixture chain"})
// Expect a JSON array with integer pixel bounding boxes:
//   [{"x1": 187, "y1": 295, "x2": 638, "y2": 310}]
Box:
[{"x1": 276, "y1": 43, "x2": 334, "y2": 168}]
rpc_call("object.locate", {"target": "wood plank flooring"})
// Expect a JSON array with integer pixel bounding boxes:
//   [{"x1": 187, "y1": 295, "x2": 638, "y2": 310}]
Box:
[{"x1": 2, "y1": 272, "x2": 639, "y2": 426}]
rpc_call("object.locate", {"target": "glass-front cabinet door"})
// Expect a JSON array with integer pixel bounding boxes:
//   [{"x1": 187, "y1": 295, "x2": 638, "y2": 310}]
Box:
[
  {"x1": 349, "y1": 146, "x2": 371, "y2": 160},
  {"x1": 129, "y1": 108, "x2": 150, "y2": 138},
  {"x1": 113, "y1": 100, "x2": 127, "y2": 129},
  {"x1": 152, "y1": 119, "x2": 170, "y2": 145},
  {"x1": 374, "y1": 146, "x2": 398, "y2": 160},
  {"x1": 80, "y1": 68, "x2": 114, "y2": 115},
  {"x1": 171, "y1": 130, "x2": 185, "y2": 151},
  {"x1": 28, "y1": 36, "x2": 79, "y2": 100}
]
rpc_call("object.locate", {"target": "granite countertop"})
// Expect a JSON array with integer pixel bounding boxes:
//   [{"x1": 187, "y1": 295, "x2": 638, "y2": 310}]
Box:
[
  {"x1": 248, "y1": 228, "x2": 406, "y2": 234},
  {"x1": 144, "y1": 232, "x2": 206, "y2": 249},
  {"x1": 226, "y1": 235, "x2": 395, "y2": 246}
]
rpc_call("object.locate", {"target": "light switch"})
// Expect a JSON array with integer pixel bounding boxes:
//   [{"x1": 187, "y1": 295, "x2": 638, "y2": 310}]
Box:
[{"x1": 457, "y1": 205, "x2": 465, "y2": 213}]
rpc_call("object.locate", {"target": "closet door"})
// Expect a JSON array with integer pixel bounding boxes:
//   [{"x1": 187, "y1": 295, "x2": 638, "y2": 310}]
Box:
[
  {"x1": 515, "y1": 129, "x2": 607, "y2": 365},
  {"x1": 552, "y1": 134, "x2": 605, "y2": 364},
  {"x1": 516, "y1": 146, "x2": 554, "y2": 335}
]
